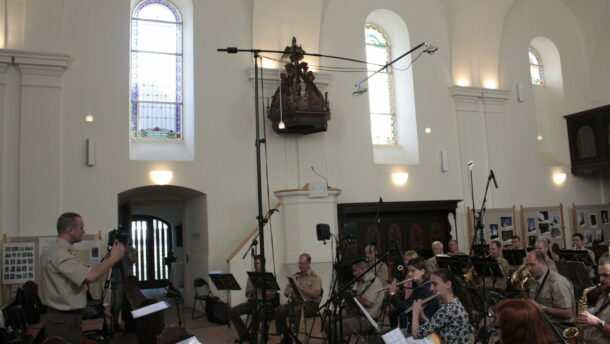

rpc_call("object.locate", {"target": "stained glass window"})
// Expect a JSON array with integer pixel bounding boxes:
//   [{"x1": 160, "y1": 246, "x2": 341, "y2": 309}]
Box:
[
  {"x1": 529, "y1": 48, "x2": 544, "y2": 86},
  {"x1": 365, "y1": 24, "x2": 397, "y2": 145},
  {"x1": 131, "y1": 0, "x2": 183, "y2": 139}
]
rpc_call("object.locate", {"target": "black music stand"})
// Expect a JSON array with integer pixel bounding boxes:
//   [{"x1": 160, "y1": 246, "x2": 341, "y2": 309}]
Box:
[
  {"x1": 472, "y1": 244, "x2": 489, "y2": 257},
  {"x1": 556, "y1": 261, "x2": 593, "y2": 301},
  {"x1": 287, "y1": 277, "x2": 305, "y2": 303},
  {"x1": 246, "y1": 272, "x2": 282, "y2": 342},
  {"x1": 503, "y1": 249, "x2": 526, "y2": 266},
  {"x1": 437, "y1": 256, "x2": 470, "y2": 276},
  {"x1": 559, "y1": 250, "x2": 595, "y2": 267},
  {"x1": 208, "y1": 273, "x2": 241, "y2": 291}
]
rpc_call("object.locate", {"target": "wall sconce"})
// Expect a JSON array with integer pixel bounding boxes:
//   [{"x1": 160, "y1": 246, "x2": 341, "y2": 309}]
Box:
[
  {"x1": 391, "y1": 172, "x2": 409, "y2": 185},
  {"x1": 483, "y1": 80, "x2": 498, "y2": 89},
  {"x1": 552, "y1": 172, "x2": 566, "y2": 185},
  {"x1": 150, "y1": 170, "x2": 173, "y2": 185}
]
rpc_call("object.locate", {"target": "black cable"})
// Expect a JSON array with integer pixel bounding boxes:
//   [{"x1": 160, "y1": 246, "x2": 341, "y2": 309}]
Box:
[{"x1": 259, "y1": 57, "x2": 278, "y2": 276}]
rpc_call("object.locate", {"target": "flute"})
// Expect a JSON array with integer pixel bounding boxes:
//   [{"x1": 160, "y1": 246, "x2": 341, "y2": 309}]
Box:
[
  {"x1": 374, "y1": 277, "x2": 416, "y2": 293},
  {"x1": 403, "y1": 293, "x2": 439, "y2": 314}
]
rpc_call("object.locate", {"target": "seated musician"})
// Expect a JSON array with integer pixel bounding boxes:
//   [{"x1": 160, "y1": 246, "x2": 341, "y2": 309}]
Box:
[
  {"x1": 228, "y1": 255, "x2": 277, "y2": 343},
  {"x1": 327, "y1": 259, "x2": 385, "y2": 338},
  {"x1": 511, "y1": 235, "x2": 523, "y2": 250},
  {"x1": 274, "y1": 253, "x2": 321, "y2": 344},
  {"x1": 426, "y1": 241, "x2": 445, "y2": 272},
  {"x1": 579, "y1": 256, "x2": 610, "y2": 343},
  {"x1": 495, "y1": 298, "x2": 556, "y2": 344},
  {"x1": 407, "y1": 269, "x2": 471, "y2": 344},
  {"x1": 573, "y1": 233, "x2": 597, "y2": 279},
  {"x1": 447, "y1": 240, "x2": 466, "y2": 256},
  {"x1": 388, "y1": 258, "x2": 439, "y2": 332},
  {"x1": 489, "y1": 240, "x2": 510, "y2": 275},
  {"x1": 364, "y1": 244, "x2": 389, "y2": 283},
  {"x1": 525, "y1": 250, "x2": 575, "y2": 328},
  {"x1": 534, "y1": 239, "x2": 558, "y2": 272}
]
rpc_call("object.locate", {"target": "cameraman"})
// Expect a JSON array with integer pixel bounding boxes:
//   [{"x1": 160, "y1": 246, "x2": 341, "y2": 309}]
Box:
[
  {"x1": 110, "y1": 235, "x2": 137, "y2": 331},
  {"x1": 40, "y1": 212, "x2": 125, "y2": 344}
]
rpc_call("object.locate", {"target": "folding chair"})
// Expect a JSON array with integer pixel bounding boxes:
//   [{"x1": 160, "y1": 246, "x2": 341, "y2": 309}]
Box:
[
  {"x1": 191, "y1": 277, "x2": 211, "y2": 319},
  {"x1": 302, "y1": 289, "x2": 325, "y2": 343}
]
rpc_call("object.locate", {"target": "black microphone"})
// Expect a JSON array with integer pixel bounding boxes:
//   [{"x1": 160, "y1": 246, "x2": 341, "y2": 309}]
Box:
[
  {"x1": 376, "y1": 197, "x2": 383, "y2": 225},
  {"x1": 394, "y1": 240, "x2": 407, "y2": 272},
  {"x1": 352, "y1": 85, "x2": 368, "y2": 96},
  {"x1": 490, "y1": 170, "x2": 498, "y2": 188},
  {"x1": 310, "y1": 166, "x2": 331, "y2": 188},
  {"x1": 467, "y1": 160, "x2": 474, "y2": 169}
]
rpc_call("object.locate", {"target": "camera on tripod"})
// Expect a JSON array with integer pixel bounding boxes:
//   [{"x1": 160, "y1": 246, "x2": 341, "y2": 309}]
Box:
[{"x1": 107, "y1": 227, "x2": 129, "y2": 250}]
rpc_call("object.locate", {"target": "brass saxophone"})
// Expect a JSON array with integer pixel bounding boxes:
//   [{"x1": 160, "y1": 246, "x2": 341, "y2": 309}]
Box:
[{"x1": 563, "y1": 285, "x2": 597, "y2": 344}]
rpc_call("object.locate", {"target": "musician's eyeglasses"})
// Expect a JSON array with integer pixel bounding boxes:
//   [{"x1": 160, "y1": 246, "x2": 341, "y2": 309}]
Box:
[{"x1": 600, "y1": 273, "x2": 610, "y2": 278}]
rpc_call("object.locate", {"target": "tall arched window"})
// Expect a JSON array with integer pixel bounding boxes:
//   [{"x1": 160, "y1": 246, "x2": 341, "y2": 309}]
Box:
[
  {"x1": 131, "y1": 0, "x2": 183, "y2": 139},
  {"x1": 529, "y1": 48, "x2": 544, "y2": 86},
  {"x1": 365, "y1": 24, "x2": 396, "y2": 145}
]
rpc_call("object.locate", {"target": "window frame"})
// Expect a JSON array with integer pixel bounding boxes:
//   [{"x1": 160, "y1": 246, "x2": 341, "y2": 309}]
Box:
[{"x1": 528, "y1": 47, "x2": 544, "y2": 86}]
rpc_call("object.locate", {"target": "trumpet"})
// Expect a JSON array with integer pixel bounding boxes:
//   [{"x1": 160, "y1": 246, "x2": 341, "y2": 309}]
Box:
[
  {"x1": 374, "y1": 277, "x2": 416, "y2": 293},
  {"x1": 403, "y1": 293, "x2": 440, "y2": 314}
]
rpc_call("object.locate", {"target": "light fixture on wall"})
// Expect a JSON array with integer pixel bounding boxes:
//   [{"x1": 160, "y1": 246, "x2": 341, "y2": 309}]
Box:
[
  {"x1": 537, "y1": 135, "x2": 543, "y2": 141},
  {"x1": 391, "y1": 172, "x2": 409, "y2": 185},
  {"x1": 150, "y1": 170, "x2": 173, "y2": 185},
  {"x1": 456, "y1": 78, "x2": 470, "y2": 87},
  {"x1": 552, "y1": 172, "x2": 566, "y2": 185},
  {"x1": 85, "y1": 114, "x2": 94, "y2": 122},
  {"x1": 425, "y1": 127, "x2": 431, "y2": 134},
  {"x1": 483, "y1": 80, "x2": 497, "y2": 89}
]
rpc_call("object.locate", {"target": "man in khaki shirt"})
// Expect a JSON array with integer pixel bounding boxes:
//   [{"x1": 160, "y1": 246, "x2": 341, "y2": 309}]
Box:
[
  {"x1": 581, "y1": 256, "x2": 610, "y2": 343},
  {"x1": 40, "y1": 212, "x2": 125, "y2": 344},
  {"x1": 426, "y1": 241, "x2": 444, "y2": 272},
  {"x1": 535, "y1": 239, "x2": 558, "y2": 273},
  {"x1": 364, "y1": 244, "x2": 389, "y2": 283},
  {"x1": 526, "y1": 250, "x2": 575, "y2": 326},
  {"x1": 489, "y1": 240, "x2": 510, "y2": 276},
  {"x1": 275, "y1": 253, "x2": 321, "y2": 343}
]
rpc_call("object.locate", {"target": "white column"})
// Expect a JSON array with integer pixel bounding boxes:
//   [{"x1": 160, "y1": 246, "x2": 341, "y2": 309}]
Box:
[
  {"x1": 7, "y1": 50, "x2": 70, "y2": 235},
  {"x1": 0, "y1": 60, "x2": 9, "y2": 238}
]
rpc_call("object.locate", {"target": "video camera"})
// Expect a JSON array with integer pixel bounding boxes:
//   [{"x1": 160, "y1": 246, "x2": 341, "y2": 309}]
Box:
[{"x1": 107, "y1": 226, "x2": 130, "y2": 250}]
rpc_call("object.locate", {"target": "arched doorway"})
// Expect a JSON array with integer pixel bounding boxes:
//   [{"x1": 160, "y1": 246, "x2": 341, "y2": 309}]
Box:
[{"x1": 118, "y1": 185, "x2": 207, "y2": 300}]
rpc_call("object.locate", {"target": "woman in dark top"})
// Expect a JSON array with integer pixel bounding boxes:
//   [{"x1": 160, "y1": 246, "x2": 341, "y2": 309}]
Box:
[
  {"x1": 388, "y1": 257, "x2": 439, "y2": 332},
  {"x1": 410, "y1": 269, "x2": 470, "y2": 344}
]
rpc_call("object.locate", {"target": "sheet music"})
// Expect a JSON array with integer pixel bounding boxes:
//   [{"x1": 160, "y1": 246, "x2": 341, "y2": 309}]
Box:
[
  {"x1": 381, "y1": 328, "x2": 408, "y2": 344},
  {"x1": 175, "y1": 336, "x2": 203, "y2": 344},
  {"x1": 352, "y1": 297, "x2": 381, "y2": 333},
  {"x1": 131, "y1": 301, "x2": 170, "y2": 319}
]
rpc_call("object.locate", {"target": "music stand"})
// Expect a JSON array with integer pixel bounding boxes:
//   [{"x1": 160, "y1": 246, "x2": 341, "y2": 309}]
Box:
[
  {"x1": 556, "y1": 261, "x2": 593, "y2": 300},
  {"x1": 208, "y1": 273, "x2": 242, "y2": 291},
  {"x1": 247, "y1": 272, "x2": 281, "y2": 292},
  {"x1": 352, "y1": 297, "x2": 381, "y2": 333},
  {"x1": 472, "y1": 244, "x2": 489, "y2": 257},
  {"x1": 559, "y1": 250, "x2": 595, "y2": 267},
  {"x1": 502, "y1": 249, "x2": 526, "y2": 266},
  {"x1": 436, "y1": 256, "x2": 470, "y2": 276}
]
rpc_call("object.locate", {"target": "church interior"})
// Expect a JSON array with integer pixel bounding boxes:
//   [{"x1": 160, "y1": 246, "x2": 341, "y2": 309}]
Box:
[{"x1": 2, "y1": 0, "x2": 610, "y2": 343}]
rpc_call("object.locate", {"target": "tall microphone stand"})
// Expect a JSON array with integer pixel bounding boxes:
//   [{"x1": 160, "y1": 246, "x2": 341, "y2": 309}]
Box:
[{"x1": 218, "y1": 42, "x2": 434, "y2": 343}]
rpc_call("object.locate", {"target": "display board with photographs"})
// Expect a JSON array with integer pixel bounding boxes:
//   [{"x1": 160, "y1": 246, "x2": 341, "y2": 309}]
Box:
[
  {"x1": 466, "y1": 206, "x2": 518, "y2": 248},
  {"x1": 521, "y1": 204, "x2": 566, "y2": 249},
  {"x1": 571, "y1": 203, "x2": 610, "y2": 247},
  {"x1": 2, "y1": 243, "x2": 36, "y2": 285}
]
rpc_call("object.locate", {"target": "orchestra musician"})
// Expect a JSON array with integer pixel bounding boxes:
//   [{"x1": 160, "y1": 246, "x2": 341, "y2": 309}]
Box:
[
  {"x1": 364, "y1": 244, "x2": 389, "y2": 283},
  {"x1": 407, "y1": 269, "x2": 471, "y2": 344},
  {"x1": 489, "y1": 240, "x2": 510, "y2": 276},
  {"x1": 40, "y1": 212, "x2": 125, "y2": 344},
  {"x1": 426, "y1": 241, "x2": 444, "y2": 272},
  {"x1": 447, "y1": 240, "x2": 467, "y2": 256},
  {"x1": 274, "y1": 253, "x2": 322, "y2": 344},
  {"x1": 579, "y1": 255, "x2": 610, "y2": 343},
  {"x1": 525, "y1": 250, "x2": 575, "y2": 329},
  {"x1": 573, "y1": 233, "x2": 597, "y2": 279},
  {"x1": 511, "y1": 235, "x2": 523, "y2": 250},
  {"x1": 331, "y1": 259, "x2": 385, "y2": 338},
  {"x1": 534, "y1": 239, "x2": 558, "y2": 272},
  {"x1": 387, "y1": 258, "x2": 439, "y2": 331},
  {"x1": 495, "y1": 298, "x2": 556, "y2": 344},
  {"x1": 228, "y1": 255, "x2": 277, "y2": 343}
]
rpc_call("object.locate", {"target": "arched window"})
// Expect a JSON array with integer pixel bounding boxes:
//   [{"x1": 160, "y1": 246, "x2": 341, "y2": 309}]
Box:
[
  {"x1": 529, "y1": 48, "x2": 544, "y2": 86},
  {"x1": 131, "y1": 0, "x2": 183, "y2": 139},
  {"x1": 365, "y1": 24, "x2": 396, "y2": 145}
]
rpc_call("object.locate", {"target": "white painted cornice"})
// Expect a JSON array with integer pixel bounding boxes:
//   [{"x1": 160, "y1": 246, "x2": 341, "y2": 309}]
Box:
[
  {"x1": 449, "y1": 85, "x2": 510, "y2": 101},
  {"x1": 0, "y1": 49, "x2": 70, "y2": 70}
]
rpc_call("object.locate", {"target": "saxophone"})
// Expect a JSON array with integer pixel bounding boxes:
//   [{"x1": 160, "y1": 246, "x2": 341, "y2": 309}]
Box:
[{"x1": 563, "y1": 285, "x2": 596, "y2": 344}]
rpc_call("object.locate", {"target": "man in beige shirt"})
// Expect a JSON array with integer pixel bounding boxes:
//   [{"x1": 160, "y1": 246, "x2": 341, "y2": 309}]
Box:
[
  {"x1": 275, "y1": 253, "x2": 322, "y2": 343},
  {"x1": 426, "y1": 241, "x2": 444, "y2": 272},
  {"x1": 40, "y1": 212, "x2": 125, "y2": 344},
  {"x1": 526, "y1": 250, "x2": 575, "y2": 327},
  {"x1": 535, "y1": 239, "x2": 558, "y2": 272},
  {"x1": 364, "y1": 244, "x2": 389, "y2": 283},
  {"x1": 489, "y1": 240, "x2": 510, "y2": 276},
  {"x1": 581, "y1": 256, "x2": 610, "y2": 343}
]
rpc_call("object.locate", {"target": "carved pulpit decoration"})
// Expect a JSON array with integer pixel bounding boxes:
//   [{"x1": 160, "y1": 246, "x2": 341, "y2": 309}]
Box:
[{"x1": 267, "y1": 37, "x2": 331, "y2": 134}]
